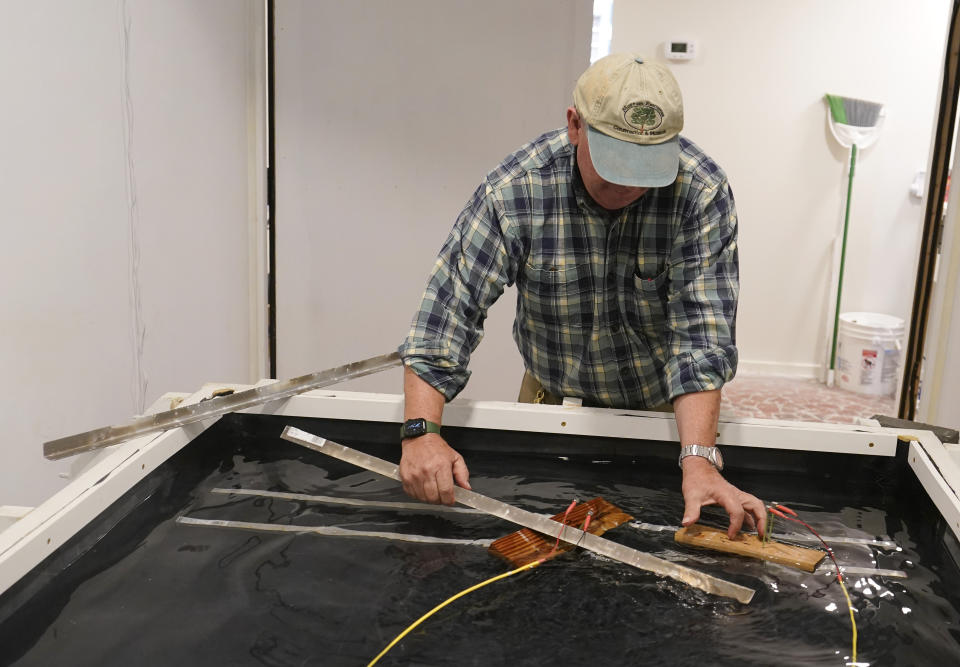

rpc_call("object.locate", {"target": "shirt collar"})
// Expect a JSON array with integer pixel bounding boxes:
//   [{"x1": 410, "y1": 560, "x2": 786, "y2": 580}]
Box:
[{"x1": 570, "y1": 147, "x2": 646, "y2": 217}]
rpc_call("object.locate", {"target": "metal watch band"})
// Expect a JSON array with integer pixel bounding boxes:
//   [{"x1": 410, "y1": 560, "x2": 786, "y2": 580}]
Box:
[{"x1": 678, "y1": 444, "x2": 723, "y2": 471}]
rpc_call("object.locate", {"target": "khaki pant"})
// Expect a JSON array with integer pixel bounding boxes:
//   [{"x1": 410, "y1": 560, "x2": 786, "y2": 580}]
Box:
[
  {"x1": 517, "y1": 370, "x2": 674, "y2": 412},
  {"x1": 517, "y1": 370, "x2": 564, "y2": 405}
]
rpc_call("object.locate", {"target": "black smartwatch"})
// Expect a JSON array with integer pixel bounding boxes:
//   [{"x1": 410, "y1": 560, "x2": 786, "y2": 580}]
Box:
[{"x1": 400, "y1": 418, "x2": 442, "y2": 441}]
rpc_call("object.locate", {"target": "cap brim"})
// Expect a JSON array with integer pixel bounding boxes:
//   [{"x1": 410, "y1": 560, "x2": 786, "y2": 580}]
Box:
[{"x1": 586, "y1": 125, "x2": 680, "y2": 188}]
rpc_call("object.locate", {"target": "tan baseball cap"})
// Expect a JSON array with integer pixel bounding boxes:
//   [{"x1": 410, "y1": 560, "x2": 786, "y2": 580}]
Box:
[{"x1": 573, "y1": 53, "x2": 684, "y2": 187}]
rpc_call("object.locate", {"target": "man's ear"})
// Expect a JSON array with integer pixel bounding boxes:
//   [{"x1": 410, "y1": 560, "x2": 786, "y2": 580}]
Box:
[{"x1": 566, "y1": 106, "x2": 582, "y2": 146}]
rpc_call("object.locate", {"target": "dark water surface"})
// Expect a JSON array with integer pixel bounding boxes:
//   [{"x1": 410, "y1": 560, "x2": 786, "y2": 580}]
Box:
[{"x1": 1, "y1": 415, "x2": 959, "y2": 666}]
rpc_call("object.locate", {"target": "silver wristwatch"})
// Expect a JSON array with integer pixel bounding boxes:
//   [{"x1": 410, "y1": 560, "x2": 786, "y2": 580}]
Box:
[{"x1": 678, "y1": 444, "x2": 724, "y2": 471}]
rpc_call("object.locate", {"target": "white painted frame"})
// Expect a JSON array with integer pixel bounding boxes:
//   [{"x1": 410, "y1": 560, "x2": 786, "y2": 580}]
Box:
[
  {"x1": 262, "y1": 390, "x2": 900, "y2": 456},
  {"x1": 245, "y1": 0, "x2": 270, "y2": 381},
  {"x1": 908, "y1": 433, "x2": 960, "y2": 539},
  {"x1": 1, "y1": 386, "x2": 955, "y2": 599}
]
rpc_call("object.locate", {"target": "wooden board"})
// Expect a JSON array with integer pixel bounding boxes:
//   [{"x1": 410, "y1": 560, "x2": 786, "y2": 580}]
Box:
[
  {"x1": 675, "y1": 524, "x2": 826, "y2": 573},
  {"x1": 489, "y1": 497, "x2": 633, "y2": 567}
]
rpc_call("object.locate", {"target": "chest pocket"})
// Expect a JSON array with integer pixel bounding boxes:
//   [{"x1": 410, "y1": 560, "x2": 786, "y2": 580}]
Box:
[
  {"x1": 521, "y1": 263, "x2": 592, "y2": 329},
  {"x1": 631, "y1": 268, "x2": 669, "y2": 346}
]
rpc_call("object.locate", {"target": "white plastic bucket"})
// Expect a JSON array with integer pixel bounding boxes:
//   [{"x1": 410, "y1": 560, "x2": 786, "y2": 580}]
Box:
[{"x1": 836, "y1": 312, "x2": 905, "y2": 396}]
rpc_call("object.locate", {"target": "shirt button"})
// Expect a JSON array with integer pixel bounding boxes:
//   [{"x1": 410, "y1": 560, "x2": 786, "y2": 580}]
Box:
[{"x1": 611, "y1": 321, "x2": 622, "y2": 333}]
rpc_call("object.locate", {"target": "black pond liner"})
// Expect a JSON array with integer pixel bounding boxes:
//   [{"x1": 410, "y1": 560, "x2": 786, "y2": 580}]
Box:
[{"x1": 1, "y1": 413, "x2": 958, "y2": 666}]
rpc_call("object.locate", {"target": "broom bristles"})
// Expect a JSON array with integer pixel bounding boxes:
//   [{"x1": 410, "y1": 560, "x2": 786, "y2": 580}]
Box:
[{"x1": 825, "y1": 93, "x2": 883, "y2": 127}]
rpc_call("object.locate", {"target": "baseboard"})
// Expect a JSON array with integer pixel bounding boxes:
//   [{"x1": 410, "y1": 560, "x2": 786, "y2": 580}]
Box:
[{"x1": 736, "y1": 360, "x2": 820, "y2": 379}]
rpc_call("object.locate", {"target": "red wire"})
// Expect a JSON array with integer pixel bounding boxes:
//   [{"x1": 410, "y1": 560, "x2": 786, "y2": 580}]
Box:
[
  {"x1": 771, "y1": 505, "x2": 844, "y2": 584},
  {"x1": 774, "y1": 504, "x2": 798, "y2": 517},
  {"x1": 772, "y1": 505, "x2": 859, "y2": 662},
  {"x1": 548, "y1": 500, "x2": 578, "y2": 556}
]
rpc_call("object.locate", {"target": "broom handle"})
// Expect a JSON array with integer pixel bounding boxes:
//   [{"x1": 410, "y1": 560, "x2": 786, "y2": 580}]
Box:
[{"x1": 830, "y1": 143, "x2": 857, "y2": 370}]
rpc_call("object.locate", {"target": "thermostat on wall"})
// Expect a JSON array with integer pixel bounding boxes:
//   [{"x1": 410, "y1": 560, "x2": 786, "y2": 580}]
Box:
[{"x1": 664, "y1": 40, "x2": 696, "y2": 61}]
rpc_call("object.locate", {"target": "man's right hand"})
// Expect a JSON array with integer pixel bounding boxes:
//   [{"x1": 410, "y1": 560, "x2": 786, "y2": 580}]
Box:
[{"x1": 399, "y1": 433, "x2": 471, "y2": 505}]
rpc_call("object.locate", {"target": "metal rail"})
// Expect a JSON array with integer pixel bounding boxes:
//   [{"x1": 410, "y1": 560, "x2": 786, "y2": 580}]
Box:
[
  {"x1": 43, "y1": 352, "x2": 401, "y2": 460},
  {"x1": 280, "y1": 425, "x2": 756, "y2": 604}
]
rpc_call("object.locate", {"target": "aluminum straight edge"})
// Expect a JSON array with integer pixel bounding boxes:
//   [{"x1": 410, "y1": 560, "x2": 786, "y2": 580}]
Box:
[
  {"x1": 280, "y1": 425, "x2": 756, "y2": 604},
  {"x1": 43, "y1": 351, "x2": 401, "y2": 461}
]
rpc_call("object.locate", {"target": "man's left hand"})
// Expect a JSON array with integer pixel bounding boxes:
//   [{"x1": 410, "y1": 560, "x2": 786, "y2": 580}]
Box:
[{"x1": 680, "y1": 456, "x2": 766, "y2": 539}]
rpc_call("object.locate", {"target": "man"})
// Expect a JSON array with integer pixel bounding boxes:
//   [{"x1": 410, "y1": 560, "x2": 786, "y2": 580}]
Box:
[{"x1": 397, "y1": 53, "x2": 765, "y2": 539}]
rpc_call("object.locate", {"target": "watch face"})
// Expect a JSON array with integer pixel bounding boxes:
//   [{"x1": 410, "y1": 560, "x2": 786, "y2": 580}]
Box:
[
  {"x1": 711, "y1": 447, "x2": 724, "y2": 468},
  {"x1": 404, "y1": 419, "x2": 426, "y2": 438}
]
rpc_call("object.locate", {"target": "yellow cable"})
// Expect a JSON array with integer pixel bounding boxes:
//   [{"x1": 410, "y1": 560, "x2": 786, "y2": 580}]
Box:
[
  {"x1": 836, "y1": 572, "x2": 858, "y2": 663},
  {"x1": 367, "y1": 559, "x2": 542, "y2": 667},
  {"x1": 367, "y1": 531, "x2": 859, "y2": 664}
]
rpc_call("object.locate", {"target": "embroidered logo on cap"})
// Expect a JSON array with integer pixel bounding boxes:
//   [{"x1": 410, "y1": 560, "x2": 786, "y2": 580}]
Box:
[{"x1": 620, "y1": 101, "x2": 667, "y2": 136}]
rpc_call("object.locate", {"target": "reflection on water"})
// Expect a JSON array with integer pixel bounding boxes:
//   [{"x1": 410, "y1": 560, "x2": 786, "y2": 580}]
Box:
[
  {"x1": 181, "y1": 446, "x2": 960, "y2": 666},
  {"x1": 4, "y1": 431, "x2": 960, "y2": 667}
]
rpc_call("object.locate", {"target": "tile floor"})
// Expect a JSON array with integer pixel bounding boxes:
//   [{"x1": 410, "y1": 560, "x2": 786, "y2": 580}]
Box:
[{"x1": 720, "y1": 375, "x2": 898, "y2": 425}]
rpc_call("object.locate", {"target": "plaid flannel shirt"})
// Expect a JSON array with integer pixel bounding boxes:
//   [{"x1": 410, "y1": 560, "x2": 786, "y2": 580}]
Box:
[{"x1": 399, "y1": 128, "x2": 738, "y2": 408}]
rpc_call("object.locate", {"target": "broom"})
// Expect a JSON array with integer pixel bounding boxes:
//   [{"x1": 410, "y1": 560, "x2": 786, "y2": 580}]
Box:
[{"x1": 823, "y1": 94, "x2": 885, "y2": 386}]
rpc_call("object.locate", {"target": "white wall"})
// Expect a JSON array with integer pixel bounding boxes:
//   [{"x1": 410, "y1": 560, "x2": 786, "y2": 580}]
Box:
[
  {"x1": 610, "y1": 0, "x2": 951, "y2": 377},
  {"x1": 0, "y1": 0, "x2": 265, "y2": 505},
  {"x1": 274, "y1": 0, "x2": 593, "y2": 399}
]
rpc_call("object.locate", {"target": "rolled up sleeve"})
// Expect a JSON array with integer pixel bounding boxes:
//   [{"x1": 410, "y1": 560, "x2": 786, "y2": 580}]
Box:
[
  {"x1": 662, "y1": 180, "x2": 739, "y2": 401},
  {"x1": 399, "y1": 182, "x2": 516, "y2": 401}
]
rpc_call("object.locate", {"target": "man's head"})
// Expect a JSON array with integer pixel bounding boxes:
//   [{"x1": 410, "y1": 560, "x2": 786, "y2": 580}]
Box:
[{"x1": 568, "y1": 53, "x2": 684, "y2": 205}]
